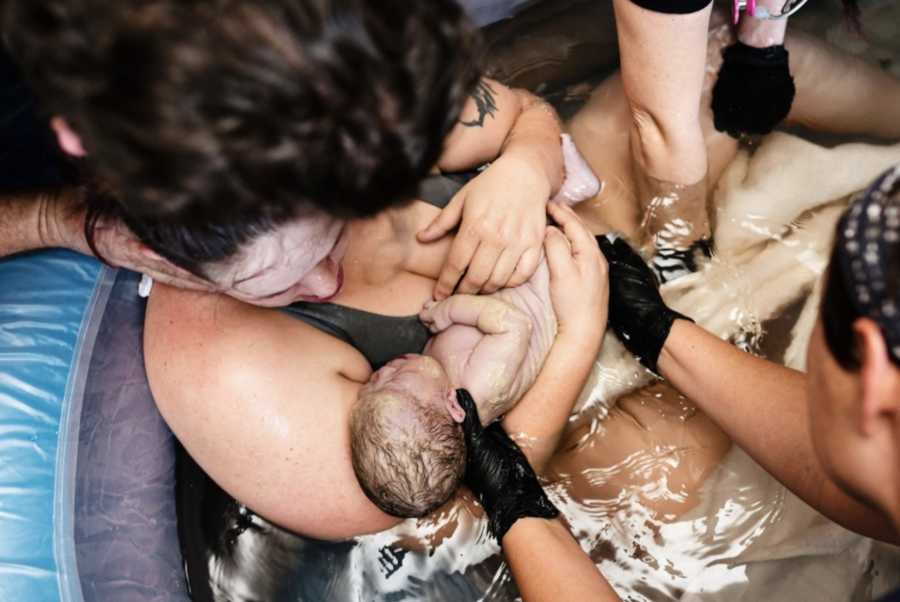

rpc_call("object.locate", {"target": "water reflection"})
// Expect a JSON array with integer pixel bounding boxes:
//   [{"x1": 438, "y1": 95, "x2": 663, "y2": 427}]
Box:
[{"x1": 188, "y1": 135, "x2": 900, "y2": 601}]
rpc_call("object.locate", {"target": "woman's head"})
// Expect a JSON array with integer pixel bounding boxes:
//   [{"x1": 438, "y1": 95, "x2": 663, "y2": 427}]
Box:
[
  {"x1": 85, "y1": 184, "x2": 348, "y2": 306},
  {"x1": 807, "y1": 165, "x2": 900, "y2": 524},
  {"x1": 3, "y1": 0, "x2": 481, "y2": 222}
]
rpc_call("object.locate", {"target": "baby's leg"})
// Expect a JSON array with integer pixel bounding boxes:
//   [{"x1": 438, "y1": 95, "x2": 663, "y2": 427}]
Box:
[
  {"x1": 786, "y1": 31, "x2": 900, "y2": 140},
  {"x1": 547, "y1": 382, "x2": 731, "y2": 520}
]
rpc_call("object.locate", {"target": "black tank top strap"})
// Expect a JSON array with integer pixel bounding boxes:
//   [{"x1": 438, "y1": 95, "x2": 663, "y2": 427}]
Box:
[
  {"x1": 278, "y1": 171, "x2": 482, "y2": 367},
  {"x1": 416, "y1": 169, "x2": 482, "y2": 209},
  {"x1": 280, "y1": 302, "x2": 429, "y2": 369}
]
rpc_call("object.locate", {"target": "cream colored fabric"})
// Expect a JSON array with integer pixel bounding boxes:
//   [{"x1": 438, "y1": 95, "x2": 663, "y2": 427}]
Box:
[{"x1": 576, "y1": 132, "x2": 900, "y2": 601}]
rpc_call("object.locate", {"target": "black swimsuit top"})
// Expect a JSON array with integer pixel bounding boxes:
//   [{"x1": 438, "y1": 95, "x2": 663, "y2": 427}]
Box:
[{"x1": 279, "y1": 170, "x2": 477, "y2": 368}]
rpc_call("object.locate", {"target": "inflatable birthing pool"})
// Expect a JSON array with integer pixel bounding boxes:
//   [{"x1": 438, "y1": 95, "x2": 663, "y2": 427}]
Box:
[{"x1": 0, "y1": 257, "x2": 189, "y2": 602}]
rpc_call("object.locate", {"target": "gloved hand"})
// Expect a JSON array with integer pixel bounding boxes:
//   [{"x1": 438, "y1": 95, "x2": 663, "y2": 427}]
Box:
[
  {"x1": 596, "y1": 236, "x2": 693, "y2": 373},
  {"x1": 711, "y1": 41, "x2": 795, "y2": 139},
  {"x1": 458, "y1": 389, "x2": 558, "y2": 542}
]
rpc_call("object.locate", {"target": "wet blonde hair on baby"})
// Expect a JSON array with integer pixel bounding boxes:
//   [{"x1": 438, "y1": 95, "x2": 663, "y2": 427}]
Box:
[{"x1": 350, "y1": 390, "x2": 465, "y2": 518}]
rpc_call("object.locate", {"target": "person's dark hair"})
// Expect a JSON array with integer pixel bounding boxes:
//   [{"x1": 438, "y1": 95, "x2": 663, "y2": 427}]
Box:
[
  {"x1": 3, "y1": 0, "x2": 481, "y2": 223},
  {"x1": 822, "y1": 171, "x2": 900, "y2": 371},
  {"x1": 80, "y1": 174, "x2": 274, "y2": 277},
  {"x1": 350, "y1": 389, "x2": 465, "y2": 518},
  {"x1": 841, "y1": 0, "x2": 861, "y2": 31},
  {"x1": 821, "y1": 244, "x2": 863, "y2": 370}
]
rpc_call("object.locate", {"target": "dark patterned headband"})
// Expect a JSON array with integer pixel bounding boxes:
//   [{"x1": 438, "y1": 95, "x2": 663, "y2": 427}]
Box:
[{"x1": 836, "y1": 164, "x2": 900, "y2": 363}]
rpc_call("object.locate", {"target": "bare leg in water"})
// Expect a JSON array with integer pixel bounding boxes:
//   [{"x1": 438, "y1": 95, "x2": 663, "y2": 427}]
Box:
[
  {"x1": 569, "y1": 23, "x2": 900, "y2": 243},
  {"x1": 546, "y1": 382, "x2": 731, "y2": 519}
]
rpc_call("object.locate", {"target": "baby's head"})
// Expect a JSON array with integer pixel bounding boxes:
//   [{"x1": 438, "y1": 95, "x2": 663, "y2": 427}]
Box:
[{"x1": 350, "y1": 355, "x2": 466, "y2": 518}]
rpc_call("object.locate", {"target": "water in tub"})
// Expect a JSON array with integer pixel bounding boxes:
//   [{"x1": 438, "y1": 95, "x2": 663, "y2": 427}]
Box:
[{"x1": 209, "y1": 3, "x2": 900, "y2": 600}]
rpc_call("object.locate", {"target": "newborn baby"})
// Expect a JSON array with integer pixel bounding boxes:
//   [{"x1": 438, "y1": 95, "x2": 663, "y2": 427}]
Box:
[
  {"x1": 350, "y1": 262, "x2": 558, "y2": 518},
  {"x1": 349, "y1": 140, "x2": 600, "y2": 519}
]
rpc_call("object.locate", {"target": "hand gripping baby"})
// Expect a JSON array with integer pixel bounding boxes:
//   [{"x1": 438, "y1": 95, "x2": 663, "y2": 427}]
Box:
[{"x1": 349, "y1": 201, "x2": 606, "y2": 519}]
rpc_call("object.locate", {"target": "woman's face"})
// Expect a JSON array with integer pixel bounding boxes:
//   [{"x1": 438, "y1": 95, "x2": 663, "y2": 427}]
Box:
[
  {"x1": 806, "y1": 315, "x2": 874, "y2": 507},
  {"x1": 209, "y1": 211, "x2": 349, "y2": 307}
]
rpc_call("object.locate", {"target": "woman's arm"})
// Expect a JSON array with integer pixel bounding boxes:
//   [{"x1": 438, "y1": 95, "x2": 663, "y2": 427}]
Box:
[
  {"x1": 0, "y1": 186, "x2": 210, "y2": 288},
  {"x1": 0, "y1": 187, "x2": 99, "y2": 259},
  {"x1": 144, "y1": 287, "x2": 401, "y2": 540},
  {"x1": 599, "y1": 236, "x2": 897, "y2": 543},
  {"x1": 424, "y1": 79, "x2": 565, "y2": 299},
  {"x1": 658, "y1": 320, "x2": 898, "y2": 543},
  {"x1": 612, "y1": 0, "x2": 710, "y2": 187},
  {"x1": 437, "y1": 79, "x2": 563, "y2": 187},
  {"x1": 461, "y1": 383, "x2": 620, "y2": 601},
  {"x1": 502, "y1": 203, "x2": 608, "y2": 472},
  {"x1": 505, "y1": 518, "x2": 621, "y2": 602}
]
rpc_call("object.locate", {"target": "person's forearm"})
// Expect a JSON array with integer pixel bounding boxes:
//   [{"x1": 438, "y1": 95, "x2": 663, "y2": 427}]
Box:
[
  {"x1": 658, "y1": 320, "x2": 896, "y2": 542},
  {"x1": 738, "y1": 1, "x2": 788, "y2": 48},
  {"x1": 0, "y1": 187, "x2": 85, "y2": 258},
  {"x1": 498, "y1": 90, "x2": 564, "y2": 197},
  {"x1": 504, "y1": 517, "x2": 621, "y2": 602},
  {"x1": 502, "y1": 332, "x2": 600, "y2": 473},
  {"x1": 612, "y1": 0, "x2": 710, "y2": 185}
]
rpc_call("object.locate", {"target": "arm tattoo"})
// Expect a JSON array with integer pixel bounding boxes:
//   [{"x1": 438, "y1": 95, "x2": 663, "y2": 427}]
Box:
[{"x1": 460, "y1": 81, "x2": 498, "y2": 128}]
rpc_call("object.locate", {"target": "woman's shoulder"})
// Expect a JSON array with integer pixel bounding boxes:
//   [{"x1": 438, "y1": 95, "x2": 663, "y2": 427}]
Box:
[
  {"x1": 142, "y1": 285, "x2": 393, "y2": 538},
  {"x1": 144, "y1": 285, "x2": 372, "y2": 392}
]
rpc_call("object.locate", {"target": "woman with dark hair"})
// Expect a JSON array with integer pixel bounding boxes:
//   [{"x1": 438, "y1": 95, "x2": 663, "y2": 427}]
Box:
[
  {"x1": 460, "y1": 164, "x2": 900, "y2": 602},
  {"x1": 141, "y1": 24, "x2": 900, "y2": 541}
]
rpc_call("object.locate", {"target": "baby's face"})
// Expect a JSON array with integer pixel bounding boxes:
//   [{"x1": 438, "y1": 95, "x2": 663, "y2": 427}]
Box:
[{"x1": 360, "y1": 355, "x2": 465, "y2": 424}]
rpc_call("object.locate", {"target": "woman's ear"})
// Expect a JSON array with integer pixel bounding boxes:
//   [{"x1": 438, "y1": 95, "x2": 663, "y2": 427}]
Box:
[
  {"x1": 446, "y1": 390, "x2": 466, "y2": 424},
  {"x1": 50, "y1": 116, "x2": 87, "y2": 157},
  {"x1": 854, "y1": 318, "x2": 897, "y2": 436}
]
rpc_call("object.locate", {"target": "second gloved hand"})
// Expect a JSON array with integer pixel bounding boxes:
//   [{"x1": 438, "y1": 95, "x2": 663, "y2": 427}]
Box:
[
  {"x1": 458, "y1": 389, "x2": 558, "y2": 542},
  {"x1": 711, "y1": 41, "x2": 795, "y2": 138},
  {"x1": 597, "y1": 236, "x2": 693, "y2": 373}
]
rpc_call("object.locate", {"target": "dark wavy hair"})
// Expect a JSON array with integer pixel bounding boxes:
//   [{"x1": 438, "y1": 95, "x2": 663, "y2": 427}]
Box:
[
  {"x1": 80, "y1": 174, "x2": 277, "y2": 277},
  {"x1": 3, "y1": 0, "x2": 481, "y2": 224},
  {"x1": 841, "y1": 0, "x2": 862, "y2": 31}
]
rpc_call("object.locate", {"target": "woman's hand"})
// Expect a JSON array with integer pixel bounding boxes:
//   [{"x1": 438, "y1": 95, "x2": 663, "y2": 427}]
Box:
[
  {"x1": 544, "y1": 203, "x2": 608, "y2": 353},
  {"x1": 421, "y1": 152, "x2": 550, "y2": 300},
  {"x1": 21, "y1": 186, "x2": 214, "y2": 291}
]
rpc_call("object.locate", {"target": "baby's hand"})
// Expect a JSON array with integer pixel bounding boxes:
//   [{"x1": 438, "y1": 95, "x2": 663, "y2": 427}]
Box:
[
  {"x1": 544, "y1": 203, "x2": 608, "y2": 351},
  {"x1": 419, "y1": 153, "x2": 550, "y2": 300}
]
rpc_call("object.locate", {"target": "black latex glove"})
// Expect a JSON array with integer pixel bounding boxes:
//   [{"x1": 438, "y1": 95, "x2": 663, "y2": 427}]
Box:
[
  {"x1": 712, "y1": 42, "x2": 795, "y2": 139},
  {"x1": 458, "y1": 389, "x2": 558, "y2": 542},
  {"x1": 596, "y1": 236, "x2": 693, "y2": 374}
]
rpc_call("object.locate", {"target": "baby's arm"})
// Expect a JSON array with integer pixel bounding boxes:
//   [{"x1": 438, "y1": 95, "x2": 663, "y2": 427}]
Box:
[{"x1": 420, "y1": 294, "x2": 531, "y2": 423}]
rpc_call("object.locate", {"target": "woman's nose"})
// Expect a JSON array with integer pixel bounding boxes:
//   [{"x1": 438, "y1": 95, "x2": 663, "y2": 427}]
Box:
[{"x1": 297, "y1": 257, "x2": 341, "y2": 299}]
